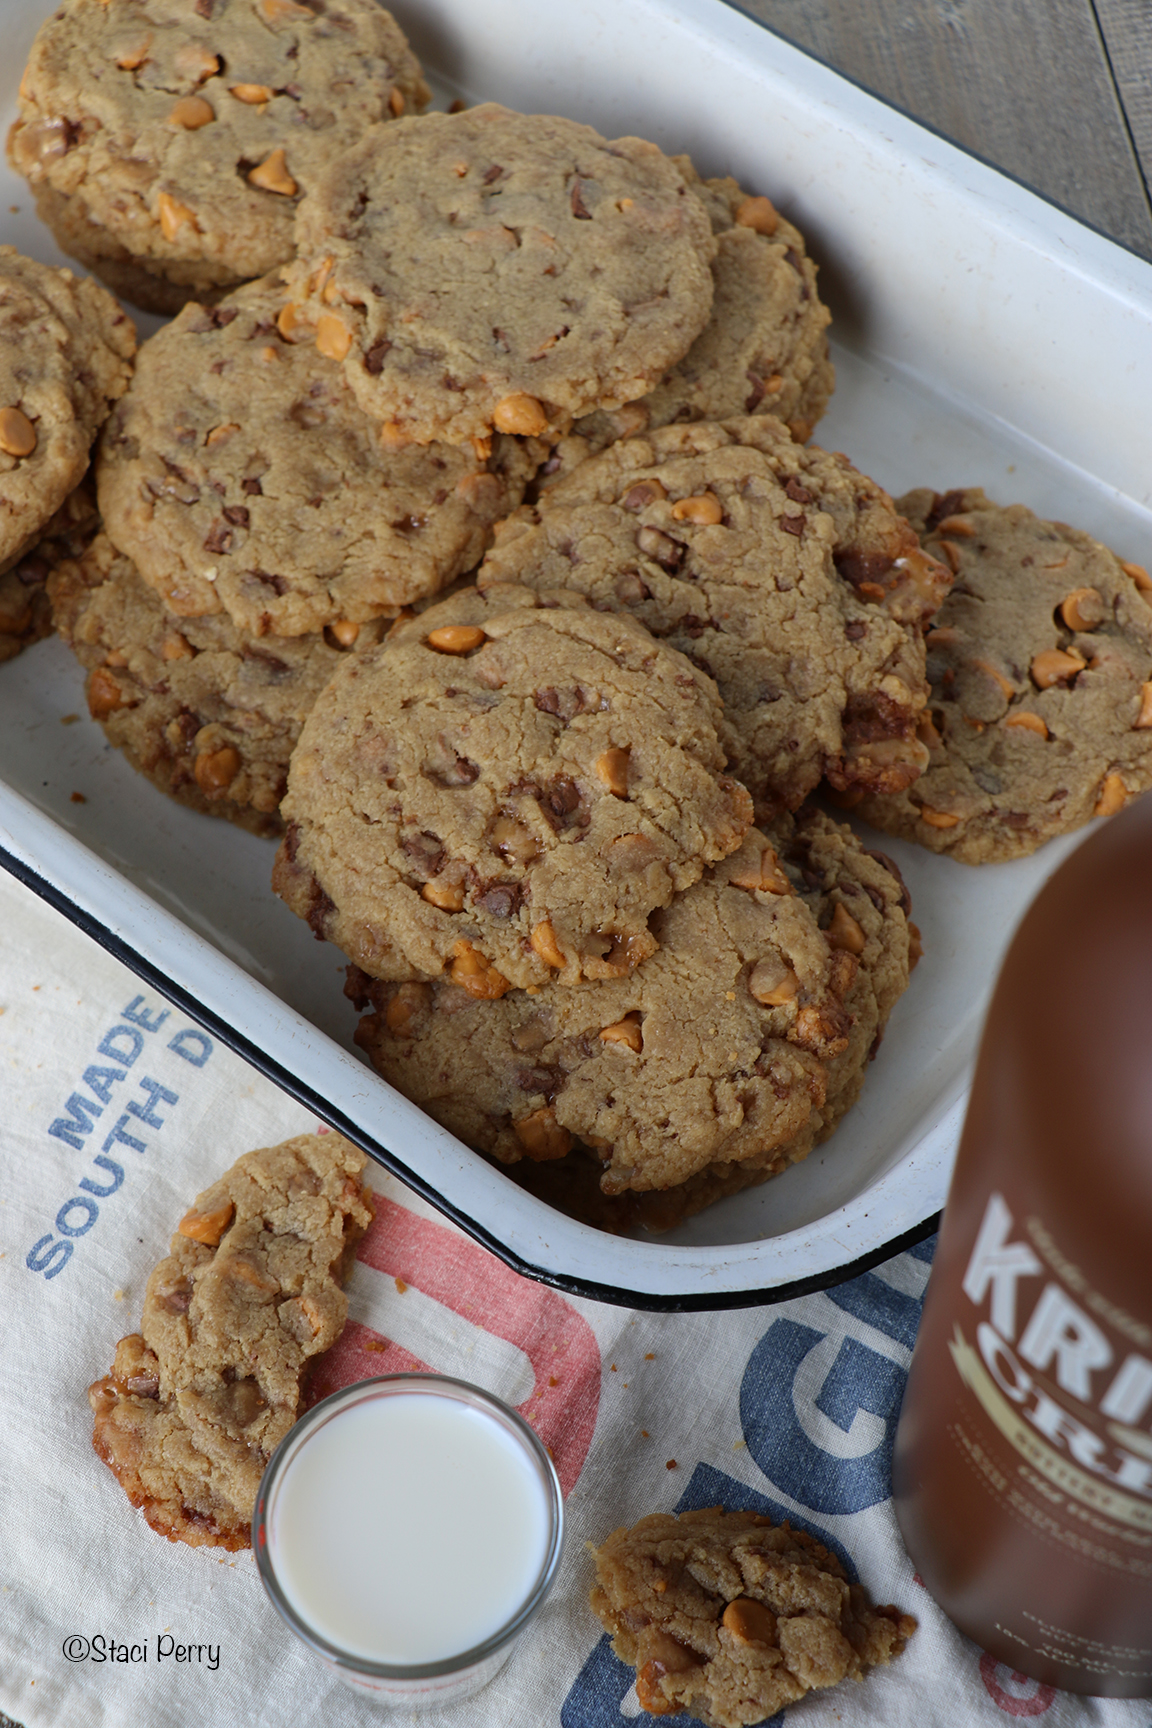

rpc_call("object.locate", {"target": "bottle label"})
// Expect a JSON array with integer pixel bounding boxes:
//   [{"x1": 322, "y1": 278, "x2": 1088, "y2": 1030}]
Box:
[{"x1": 952, "y1": 1191, "x2": 1152, "y2": 1578}]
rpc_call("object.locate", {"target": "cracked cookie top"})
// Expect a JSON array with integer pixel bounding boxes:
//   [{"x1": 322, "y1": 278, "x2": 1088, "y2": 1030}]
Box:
[
  {"x1": 273, "y1": 583, "x2": 753, "y2": 991},
  {"x1": 8, "y1": 0, "x2": 429, "y2": 311},
  {"x1": 97, "y1": 276, "x2": 543, "y2": 637},
  {"x1": 281, "y1": 104, "x2": 718, "y2": 444},
  {"x1": 851, "y1": 487, "x2": 1152, "y2": 863},
  {"x1": 0, "y1": 247, "x2": 134, "y2": 572},
  {"x1": 479, "y1": 417, "x2": 951, "y2": 818},
  {"x1": 348, "y1": 811, "x2": 912, "y2": 1197}
]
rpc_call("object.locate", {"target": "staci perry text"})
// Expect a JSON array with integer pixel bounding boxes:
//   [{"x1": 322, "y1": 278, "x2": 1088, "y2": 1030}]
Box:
[{"x1": 62, "y1": 1634, "x2": 220, "y2": 1668}]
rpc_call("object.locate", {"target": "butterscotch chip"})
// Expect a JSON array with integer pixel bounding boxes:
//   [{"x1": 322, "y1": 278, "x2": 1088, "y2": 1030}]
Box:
[
  {"x1": 282, "y1": 105, "x2": 717, "y2": 444},
  {"x1": 348, "y1": 811, "x2": 911, "y2": 1200},
  {"x1": 537, "y1": 163, "x2": 833, "y2": 479},
  {"x1": 96, "y1": 278, "x2": 543, "y2": 638},
  {"x1": 0, "y1": 247, "x2": 133, "y2": 586},
  {"x1": 274, "y1": 584, "x2": 752, "y2": 992},
  {"x1": 480, "y1": 418, "x2": 949, "y2": 817},
  {"x1": 590, "y1": 1507, "x2": 914, "y2": 1728},
  {"x1": 8, "y1": 0, "x2": 429, "y2": 314},
  {"x1": 852, "y1": 488, "x2": 1152, "y2": 863},
  {"x1": 49, "y1": 534, "x2": 389, "y2": 835},
  {"x1": 89, "y1": 1133, "x2": 373, "y2": 1549}
]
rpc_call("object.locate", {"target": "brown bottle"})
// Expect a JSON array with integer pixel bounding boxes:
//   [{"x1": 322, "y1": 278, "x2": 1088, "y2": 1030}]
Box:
[{"x1": 893, "y1": 791, "x2": 1152, "y2": 1696}]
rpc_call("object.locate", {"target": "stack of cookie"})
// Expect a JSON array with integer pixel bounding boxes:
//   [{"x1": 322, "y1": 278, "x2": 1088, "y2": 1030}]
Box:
[
  {"x1": 51, "y1": 271, "x2": 542, "y2": 831},
  {"x1": 271, "y1": 469, "x2": 927, "y2": 1227},
  {"x1": 7, "y1": 0, "x2": 950, "y2": 1228},
  {"x1": 0, "y1": 247, "x2": 134, "y2": 662},
  {"x1": 845, "y1": 487, "x2": 1152, "y2": 863}
]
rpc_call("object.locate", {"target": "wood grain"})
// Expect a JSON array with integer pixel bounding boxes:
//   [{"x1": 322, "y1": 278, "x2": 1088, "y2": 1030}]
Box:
[
  {"x1": 1094, "y1": 0, "x2": 1152, "y2": 205},
  {"x1": 728, "y1": 0, "x2": 1152, "y2": 261}
]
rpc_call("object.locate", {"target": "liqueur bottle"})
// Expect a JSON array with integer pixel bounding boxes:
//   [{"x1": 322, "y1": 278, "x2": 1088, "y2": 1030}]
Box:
[{"x1": 893, "y1": 791, "x2": 1152, "y2": 1696}]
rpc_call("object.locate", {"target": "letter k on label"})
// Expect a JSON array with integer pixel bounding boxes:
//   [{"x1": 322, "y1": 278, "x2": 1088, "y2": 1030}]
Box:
[{"x1": 962, "y1": 1193, "x2": 1041, "y2": 1340}]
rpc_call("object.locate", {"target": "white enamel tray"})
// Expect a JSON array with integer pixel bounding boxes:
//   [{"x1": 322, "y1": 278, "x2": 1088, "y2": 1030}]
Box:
[{"x1": 2, "y1": 0, "x2": 1150, "y2": 1307}]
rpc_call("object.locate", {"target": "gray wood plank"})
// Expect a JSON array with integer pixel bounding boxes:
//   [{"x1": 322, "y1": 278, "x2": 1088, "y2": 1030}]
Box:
[
  {"x1": 729, "y1": 0, "x2": 1152, "y2": 261},
  {"x1": 1094, "y1": 0, "x2": 1152, "y2": 205}
]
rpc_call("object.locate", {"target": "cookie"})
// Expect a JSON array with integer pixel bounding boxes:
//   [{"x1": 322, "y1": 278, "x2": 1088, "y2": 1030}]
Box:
[
  {"x1": 9, "y1": 0, "x2": 429, "y2": 315},
  {"x1": 850, "y1": 488, "x2": 1152, "y2": 863},
  {"x1": 89, "y1": 1131, "x2": 373, "y2": 1549},
  {"x1": 484, "y1": 814, "x2": 914, "y2": 1228},
  {"x1": 273, "y1": 583, "x2": 753, "y2": 991},
  {"x1": 0, "y1": 476, "x2": 99, "y2": 663},
  {"x1": 96, "y1": 278, "x2": 544, "y2": 638},
  {"x1": 281, "y1": 104, "x2": 718, "y2": 444},
  {"x1": 0, "y1": 247, "x2": 134, "y2": 572},
  {"x1": 50, "y1": 532, "x2": 388, "y2": 834},
  {"x1": 537, "y1": 162, "x2": 833, "y2": 483},
  {"x1": 590, "y1": 1507, "x2": 915, "y2": 1728},
  {"x1": 348, "y1": 812, "x2": 912, "y2": 1199},
  {"x1": 478, "y1": 418, "x2": 951, "y2": 818}
]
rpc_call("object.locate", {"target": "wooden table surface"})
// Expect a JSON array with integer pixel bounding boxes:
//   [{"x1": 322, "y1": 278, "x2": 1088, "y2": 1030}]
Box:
[{"x1": 729, "y1": 0, "x2": 1152, "y2": 263}]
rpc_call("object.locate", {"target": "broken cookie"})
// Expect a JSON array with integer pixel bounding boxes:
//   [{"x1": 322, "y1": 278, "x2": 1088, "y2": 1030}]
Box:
[
  {"x1": 591, "y1": 1506, "x2": 915, "y2": 1728},
  {"x1": 89, "y1": 1131, "x2": 373, "y2": 1549}
]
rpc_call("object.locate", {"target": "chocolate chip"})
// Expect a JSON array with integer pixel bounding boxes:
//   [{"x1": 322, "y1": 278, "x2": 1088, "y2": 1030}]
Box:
[
  {"x1": 637, "y1": 526, "x2": 686, "y2": 571},
  {"x1": 926, "y1": 489, "x2": 968, "y2": 531},
  {"x1": 306, "y1": 877, "x2": 336, "y2": 940},
  {"x1": 246, "y1": 568, "x2": 290, "y2": 594},
  {"x1": 401, "y1": 831, "x2": 446, "y2": 879},
  {"x1": 203, "y1": 520, "x2": 233, "y2": 555},
  {"x1": 473, "y1": 882, "x2": 524, "y2": 919},
  {"x1": 835, "y1": 548, "x2": 895, "y2": 591}
]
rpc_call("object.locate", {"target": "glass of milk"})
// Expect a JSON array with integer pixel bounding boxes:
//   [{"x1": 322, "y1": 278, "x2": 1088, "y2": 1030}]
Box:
[{"x1": 253, "y1": 1373, "x2": 564, "y2": 1706}]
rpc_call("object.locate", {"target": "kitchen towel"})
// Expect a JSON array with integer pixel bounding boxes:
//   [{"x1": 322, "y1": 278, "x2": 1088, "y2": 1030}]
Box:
[{"x1": 0, "y1": 865, "x2": 1140, "y2": 1728}]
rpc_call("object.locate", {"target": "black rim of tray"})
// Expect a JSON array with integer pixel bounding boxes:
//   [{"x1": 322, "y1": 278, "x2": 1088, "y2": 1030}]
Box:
[{"x1": 2, "y1": 843, "x2": 939, "y2": 1313}]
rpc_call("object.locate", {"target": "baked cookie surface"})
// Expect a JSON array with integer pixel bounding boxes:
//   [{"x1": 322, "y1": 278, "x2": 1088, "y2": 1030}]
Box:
[
  {"x1": 274, "y1": 584, "x2": 753, "y2": 991},
  {"x1": 282, "y1": 105, "x2": 718, "y2": 443},
  {"x1": 89, "y1": 1132, "x2": 373, "y2": 1548},
  {"x1": 539, "y1": 163, "x2": 833, "y2": 479},
  {"x1": 851, "y1": 488, "x2": 1152, "y2": 863},
  {"x1": 50, "y1": 533, "x2": 388, "y2": 834},
  {"x1": 348, "y1": 811, "x2": 911, "y2": 1199},
  {"x1": 0, "y1": 247, "x2": 134, "y2": 571},
  {"x1": 590, "y1": 1507, "x2": 915, "y2": 1728},
  {"x1": 8, "y1": 0, "x2": 429, "y2": 314},
  {"x1": 97, "y1": 279, "x2": 543, "y2": 637},
  {"x1": 480, "y1": 418, "x2": 950, "y2": 817}
]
